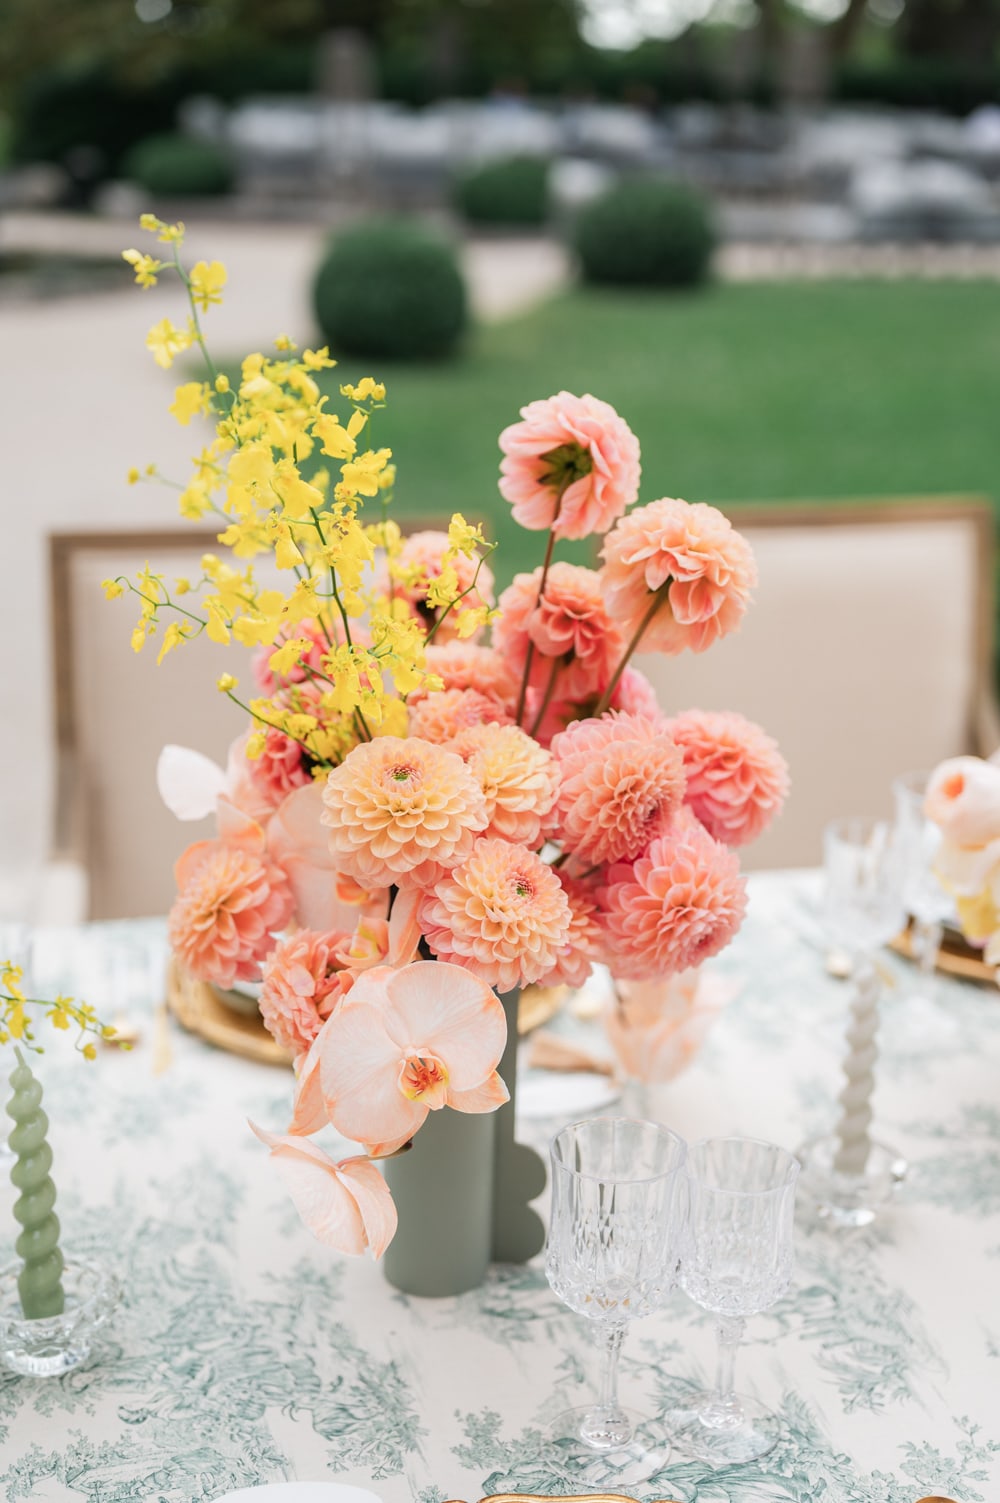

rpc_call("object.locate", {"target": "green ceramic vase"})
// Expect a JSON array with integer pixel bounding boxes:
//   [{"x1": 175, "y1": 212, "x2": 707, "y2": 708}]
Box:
[{"x1": 381, "y1": 987, "x2": 546, "y2": 1296}]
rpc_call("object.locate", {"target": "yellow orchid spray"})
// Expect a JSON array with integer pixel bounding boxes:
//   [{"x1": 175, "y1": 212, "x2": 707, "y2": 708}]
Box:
[{"x1": 107, "y1": 215, "x2": 496, "y2": 772}]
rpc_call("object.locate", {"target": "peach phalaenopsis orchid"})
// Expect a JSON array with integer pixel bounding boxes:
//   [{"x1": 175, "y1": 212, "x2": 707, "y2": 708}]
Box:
[
  {"x1": 134, "y1": 320, "x2": 789, "y2": 1256},
  {"x1": 290, "y1": 962, "x2": 509, "y2": 1154}
]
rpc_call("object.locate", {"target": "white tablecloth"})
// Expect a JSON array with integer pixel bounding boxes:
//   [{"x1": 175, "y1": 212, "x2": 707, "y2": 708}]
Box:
[{"x1": 1, "y1": 869, "x2": 998, "y2": 1502}]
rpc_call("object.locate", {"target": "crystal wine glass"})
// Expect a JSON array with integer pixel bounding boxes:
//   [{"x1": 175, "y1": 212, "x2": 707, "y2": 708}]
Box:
[
  {"x1": 545, "y1": 1116, "x2": 688, "y2": 1486},
  {"x1": 892, "y1": 770, "x2": 953, "y2": 992},
  {"x1": 798, "y1": 815, "x2": 909, "y2": 1225},
  {"x1": 667, "y1": 1136, "x2": 799, "y2": 1464}
]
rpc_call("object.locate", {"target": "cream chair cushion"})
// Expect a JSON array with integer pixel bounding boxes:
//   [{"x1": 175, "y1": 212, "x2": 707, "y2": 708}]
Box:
[
  {"x1": 636, "y1": 500, "x2": 996, "y2": 869},
  {"x1": 52, "y1": 533, "x2": 263, "y2": 920}
]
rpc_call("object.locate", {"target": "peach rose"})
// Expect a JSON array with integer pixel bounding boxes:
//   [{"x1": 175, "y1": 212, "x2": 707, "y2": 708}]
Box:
[{"x1": 925, "y1": 756, "x2": 1000, "y2": 848}]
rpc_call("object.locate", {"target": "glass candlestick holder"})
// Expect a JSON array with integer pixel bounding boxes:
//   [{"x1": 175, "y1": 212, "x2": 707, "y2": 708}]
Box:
[{"x1": 0, "y1": 1258, "x2": 120, "y2": 1376}]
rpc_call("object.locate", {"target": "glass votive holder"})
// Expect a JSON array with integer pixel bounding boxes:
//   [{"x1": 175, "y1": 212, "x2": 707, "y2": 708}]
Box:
[{"x1": 0, "y1": 1259, "x2": 121, "y2": 1376}]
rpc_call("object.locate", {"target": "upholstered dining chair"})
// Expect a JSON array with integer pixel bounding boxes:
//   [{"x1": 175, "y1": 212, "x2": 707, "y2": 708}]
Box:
[
  {"x1": 636, "y1": 497, "x2": 999, "y2": 869},
  {"x1": 49, "y1": 529, "x2": 266, "y2": 921}
]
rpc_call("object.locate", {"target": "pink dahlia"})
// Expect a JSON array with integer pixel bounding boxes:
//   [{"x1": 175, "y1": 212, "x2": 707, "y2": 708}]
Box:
[
  {"x1": 551, "y1": 711, "x2": 686, "y2": 867},
  {"x1": 168, "y1": 838, "x2": 293, "y2": 989},
  {"x1": 499, "y1": 391, "x2": 640, "y2": 541},
  {"x1": 611, "y1": 665, "x2": 665, "y2": 723},
  {"x1": 420, "y1": 837, "x2": 572, "y2": 992},
  {"x1": 538, "y1": 874, "x2": 604, "y2": 989},
  {"x1": 666, "y1": 708, "x2": 789, "y2": 848},
  {"x1": 600, "y1": 818, "x2": 747, "y2": 981},
  {"x1": 451, "y1": 723, "x2": 560, "y2": 846},
  {"x1": 321, "y1": 736, "x2": 488, "y2": 889},
  {"x1": 259, "y1": 928, "x2": 352, "y2": 1057},
  {"x1": 418, "y1": 643, "x2": 520, "y2": 711},
  {"x1": 600, "y1": 498, "x2": 757, "y2": 655},
  {"x1": 493, "y1": 563, "x2": 626, "y2": 702},
  {"x1": 407, "y1": 687, "x2": 513, "y2": 745},
  {"x1": 236, "y1": 727, "x2": 312, "y2": 819},
  {"x1": 391, "y1": 530, "x2": 495, "y2": 644}
]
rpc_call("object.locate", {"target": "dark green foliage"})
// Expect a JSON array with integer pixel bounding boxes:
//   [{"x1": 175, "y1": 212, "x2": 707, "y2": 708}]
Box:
[
  {"x1": 122, "y1": 133, "x2": 235, "y2": 198},
  {"x1": 574, "y1": 179, "x2": 716, "y2": 289},
  {"x1": 313, "y1": 221, "x2": 468, "y2": 360},
  {"x1": 453, "y1": 156, "x2": 551, "y2": 227}
]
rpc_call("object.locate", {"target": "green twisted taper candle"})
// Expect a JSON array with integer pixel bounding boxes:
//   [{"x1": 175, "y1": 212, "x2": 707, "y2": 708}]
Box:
[{"x1": 6, "y1": 1048, "x2": 64, "y2": 1319}]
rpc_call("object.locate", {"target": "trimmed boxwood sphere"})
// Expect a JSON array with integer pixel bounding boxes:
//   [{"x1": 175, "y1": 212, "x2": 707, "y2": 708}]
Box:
[
  {"x1": 574, "y1": 179, "x2": 716, "y2": 288},
  {"x1": 313, "y1": 221, "x2": 467, "y2": 360},
  {"x1": 122, "y1": 133, "x2": 235, "y2": 197},
  {"x1": 453, "y1": 155, "x2": 550, "y2": 226}
]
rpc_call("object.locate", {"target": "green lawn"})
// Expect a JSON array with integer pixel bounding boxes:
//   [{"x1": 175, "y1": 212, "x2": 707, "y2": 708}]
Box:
[{"x1": 320, "y1": 279, "x2": 1000, "y2": 591}]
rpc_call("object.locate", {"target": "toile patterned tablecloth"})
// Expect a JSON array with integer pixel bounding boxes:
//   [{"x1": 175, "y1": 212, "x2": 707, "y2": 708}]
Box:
[{"x1": 1, "y1": 868, "x2": 998, "y2": 1503}]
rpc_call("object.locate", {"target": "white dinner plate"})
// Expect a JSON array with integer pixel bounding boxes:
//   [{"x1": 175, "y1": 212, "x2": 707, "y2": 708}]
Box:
[
  {"x1": 518, "y1": 1070, "x2": 621, "y2": 1119},
  {"x1": 212, "y1": 1485, "x2": 382, "y2": 1503}
]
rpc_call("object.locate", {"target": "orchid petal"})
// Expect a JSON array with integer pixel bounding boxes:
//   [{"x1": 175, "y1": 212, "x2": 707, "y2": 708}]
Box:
[
  {"x1": 157, "y1": 744, "x2": 227, "y2": 821},
  {"x1": 286, "y1": 1034, "x2": 328, "y2": 1136},
  {"x1": 386, "y1": 887, "x2": 422, "y2": 967},
  {"x1": 250, "y1": 1123, "x2": 393, "y2": 1256},
  {"x1": 381, "y1": 961, "x2": 507, "y2": 1092},
  {"x1": 317, "y1": 987, "x2": 427, "y2": 1146},
  {"x1": 269, "y1": 784, "x2": 389, "y2": 932},
  {"x1": 447, "y1": 1070, "x2": 510, "y2": 1114},
  {"x1": 216, "y1": 795, "x2": 266, "y2": 851},
  {"x1": 334, "y1": 1157, "x2": 398, "y2": 1258}
]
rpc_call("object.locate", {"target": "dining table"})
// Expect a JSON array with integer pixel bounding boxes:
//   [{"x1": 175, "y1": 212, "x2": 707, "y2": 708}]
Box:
[{"x1": 0, "y1": 867, "x2": 997, "y2": 1503}]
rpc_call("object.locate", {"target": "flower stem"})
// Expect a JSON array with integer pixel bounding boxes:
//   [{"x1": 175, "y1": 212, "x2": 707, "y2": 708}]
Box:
[
  {"x1": 592, "y1": 588, "x2": 667, "y2": 719},
  {"x1": 514, "y1": 482, "x2": 570, "y2": 727},
  {"x1": 527, "y1": 654, "x2": 565, "y2": 739}
]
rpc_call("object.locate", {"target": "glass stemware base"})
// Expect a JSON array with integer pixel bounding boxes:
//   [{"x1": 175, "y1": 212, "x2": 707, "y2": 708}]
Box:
[
  {"x1": 0, "y1": 1259, "x2": 120, "y2": 1376},
  {"x1": 666, "y1": 1390, "x2": 780, "y2": 1464},
  {"x1": 796, "y1": 1133, "x2": 908, "y2": 1228},
  {"x1": 546, "y1": 1406, "x2": 670, "y2": 1487}
]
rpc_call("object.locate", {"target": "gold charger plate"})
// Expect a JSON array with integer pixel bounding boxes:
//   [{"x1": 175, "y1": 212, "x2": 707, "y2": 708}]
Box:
[
  {"x1": 890, "y1": 921, "x2": 997, "y2": 987},
  {"x1": 166, "y1": 956, "x2": 293, "y2": 1067},
  {"x1": 166, "y1": 956, "x2": 568, "y2": 1066}
]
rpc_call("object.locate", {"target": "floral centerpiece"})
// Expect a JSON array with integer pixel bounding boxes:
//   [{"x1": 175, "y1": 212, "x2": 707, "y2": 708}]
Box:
[{"x1": 108, "y1": 217, "x2": 788, "y2": 1262}]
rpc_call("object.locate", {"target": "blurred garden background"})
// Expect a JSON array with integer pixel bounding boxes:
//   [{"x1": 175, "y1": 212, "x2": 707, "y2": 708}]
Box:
[{"x1": 2, "y1": 0, "x2": 1000, "y2": 871}]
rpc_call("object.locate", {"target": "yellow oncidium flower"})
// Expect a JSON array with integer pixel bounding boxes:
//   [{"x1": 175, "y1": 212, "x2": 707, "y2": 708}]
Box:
[
  {"x1": 102, "y1": 578, "x2": 125, "y2": 600},
  {"x1": 0, "y1": 962, "x2": 123, "y2": 1056},
  {"x1": 189, "y1": 259, "x2": 227, "y2": 312},
  {"x1": 339, "y1": 448, "x2": 392, "y2": 498},
  {"x1": 156, "y1": 621, "x2": 188, "y2": 665},
  {"x1": 274, "y1": 333, "x2": 297, "y2": 352},
  {"x1": 122, "y1": 248, "x2": 164, "y2": 288},
  {"x1": 146, "y1": 318, "x2": 193, "y2": 370},
  {"x1": 217, "y1": 673, "x2": 238, "y2": 693},
  {"x1": 341, "y1": 378, "x2": 386, "y2": 403},
  {"x1": 169, "y1": 381, "x2": 212, "y2": 427},
  {"x1": 269, "y1": 637, "x2": 314, "y2": 678},
  {"x1": 302, "y1": 346, "x2": 336, "y2": 371},
  {"x1": 447, "y1": 512, "x2": 486, "y2": 556},
  {"x1": 140, "y1": 213, "x2": 185, "y2": 244},
  {"x1": 127, "y1": 467, "x2": 141, "y2": 485},
  {"x1": 313, "y1": 413, "x2": 357, "y2": 462}
]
